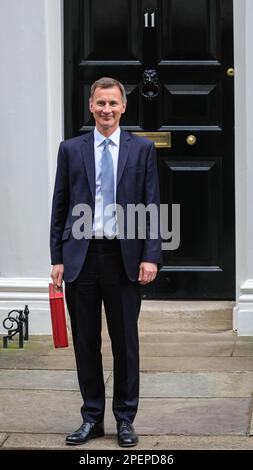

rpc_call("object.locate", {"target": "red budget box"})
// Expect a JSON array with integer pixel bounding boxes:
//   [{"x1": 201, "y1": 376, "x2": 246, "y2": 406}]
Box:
[{"x1": 49, "y1": 283, "x2": 68, "y2": 348}]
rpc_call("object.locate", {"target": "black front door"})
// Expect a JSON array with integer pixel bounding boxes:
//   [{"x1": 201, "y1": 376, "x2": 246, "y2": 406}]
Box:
[{"x1": 64, "y1": 0, "x2": 235, "y2": 299}]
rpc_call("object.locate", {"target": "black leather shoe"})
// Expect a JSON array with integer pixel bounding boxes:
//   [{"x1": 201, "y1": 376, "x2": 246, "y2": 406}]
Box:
[
  {"x1": 117, "y1": 420, "x2": 138, "y2": 447},
  {"x1": 66, "y1": 422, "x2": 104, "y2": 445}
]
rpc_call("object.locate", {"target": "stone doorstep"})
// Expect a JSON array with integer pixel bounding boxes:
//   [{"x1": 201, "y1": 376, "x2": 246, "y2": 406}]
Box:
[
  {"x1": 101, "y1": 301, "x2": 234, "y2": 332},
  {"x1": 140, "y1": 300, "x2": 234, "y2": 310}
]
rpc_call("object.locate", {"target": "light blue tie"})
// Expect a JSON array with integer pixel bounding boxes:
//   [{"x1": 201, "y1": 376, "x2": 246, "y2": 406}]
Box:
[{"x1": 101, "y1": 139, "x2": 116, "y2": 236}]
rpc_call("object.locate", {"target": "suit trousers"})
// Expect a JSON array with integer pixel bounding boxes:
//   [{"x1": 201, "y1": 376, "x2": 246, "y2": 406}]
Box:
[{"x1": 65, "y1": 238, "x2": 141, "y2": 424}]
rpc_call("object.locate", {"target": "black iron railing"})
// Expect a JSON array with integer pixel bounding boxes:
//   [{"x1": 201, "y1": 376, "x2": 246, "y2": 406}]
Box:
[{"x1": 2, "y1": 305, "x2": 29, "y2": 349}]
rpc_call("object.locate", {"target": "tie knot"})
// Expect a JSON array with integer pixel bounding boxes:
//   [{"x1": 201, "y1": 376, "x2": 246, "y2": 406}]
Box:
[{"x1": 103, "y1": 138, "x2": 110, "y2": 148}]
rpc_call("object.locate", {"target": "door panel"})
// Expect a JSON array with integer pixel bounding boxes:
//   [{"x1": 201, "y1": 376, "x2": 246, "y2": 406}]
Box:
[
  {"x1": 162, "y1": 83, "x2": 221, "y2": 126},
  {"x1": 159, "y1": 0, "x2": 221, "y2": 61},
  {"x1": 161, "y1": 159, "x2": 221, "y2": 265},
  {"x1": 81, "y1": 0, "x2": 142, "y2": 62},
  {"x1": 64, "y1": 0, "x2": 235, "y2": 299}
]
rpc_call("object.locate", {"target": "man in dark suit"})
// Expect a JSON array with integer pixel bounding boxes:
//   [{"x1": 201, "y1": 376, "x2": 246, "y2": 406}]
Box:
[{"x1": 50, "y1": 77, "x2": 162, "y2": 447}]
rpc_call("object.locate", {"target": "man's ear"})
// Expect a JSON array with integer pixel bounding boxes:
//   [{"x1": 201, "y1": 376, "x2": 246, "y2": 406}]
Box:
[
  {"x1": 89, "y1": 98, "x2": 93, "y2": 113},
  {"x1": 122, "y1": 100, "x2": 127, "y2": 114}
]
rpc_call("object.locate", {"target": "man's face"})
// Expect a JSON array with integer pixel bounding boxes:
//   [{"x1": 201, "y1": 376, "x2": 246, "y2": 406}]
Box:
[{"x1": 89, "y1": 86, "x2": 126, "y2": 135}]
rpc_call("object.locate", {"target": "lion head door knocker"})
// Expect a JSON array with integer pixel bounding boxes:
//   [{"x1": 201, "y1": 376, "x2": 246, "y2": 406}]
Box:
[{"x1": 141, "y1": 69, "x2": 160, "y2": 102}]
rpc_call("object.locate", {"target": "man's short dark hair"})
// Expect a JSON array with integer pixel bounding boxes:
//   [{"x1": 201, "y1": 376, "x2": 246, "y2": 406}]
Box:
[{"x1": 90, "y1": 77, "x2": 127, "y2": 103}]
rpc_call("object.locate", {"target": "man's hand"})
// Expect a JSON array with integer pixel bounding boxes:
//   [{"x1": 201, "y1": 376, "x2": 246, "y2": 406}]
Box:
[
  {"x1": 51, "y1": 264, "x2": 64, "y2": 289},
  {"x1": 138, "y1": 262, "x2": 158, "y2": 285}
]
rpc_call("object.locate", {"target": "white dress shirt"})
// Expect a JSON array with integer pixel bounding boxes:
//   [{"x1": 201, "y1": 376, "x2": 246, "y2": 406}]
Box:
[{"x1": 93, "y1": 126, "x2": 120, "y2": 236}]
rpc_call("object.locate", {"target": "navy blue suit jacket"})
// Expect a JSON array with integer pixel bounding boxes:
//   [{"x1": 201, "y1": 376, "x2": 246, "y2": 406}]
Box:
[{"x1": 50, "y1": 129, "x2": 162, "y2": 282}]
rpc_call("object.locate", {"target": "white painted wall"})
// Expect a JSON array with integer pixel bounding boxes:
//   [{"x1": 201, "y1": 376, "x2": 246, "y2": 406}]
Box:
[
  {"x1": 234, "y1": 0, "x2": 253, "y2": 335},
  {"x1": 0, "y1": 0, "x2": 63, "y2": 333}
]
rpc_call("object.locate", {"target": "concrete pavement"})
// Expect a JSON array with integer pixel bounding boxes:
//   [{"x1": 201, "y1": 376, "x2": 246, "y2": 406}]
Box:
[{"x1": 1, "y1": 304, "x2": 253, "y2": 450}]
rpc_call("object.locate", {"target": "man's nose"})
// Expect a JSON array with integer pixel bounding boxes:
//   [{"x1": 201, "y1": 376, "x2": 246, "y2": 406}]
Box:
[{"x1": 103, "y1": 103, "x2": 111, "y2": 113}]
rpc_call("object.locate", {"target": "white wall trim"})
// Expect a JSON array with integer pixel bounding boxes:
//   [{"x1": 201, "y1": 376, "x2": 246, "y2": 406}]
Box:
[
  {"x1": 233, "y1": 0, "x2": 253, "y2": 335},
  {"x1": 235, "y1": 278, "x2": 253, "y2": 335},
  {"x1": 45, "y1": 0, "x2": 64, "y2": 206},
  {"x1": 0, "y1": 277, "x2": 53, "y2": 334},
  {"x1": 0, "y1": 278, "x2": 49, "y2": 301}
]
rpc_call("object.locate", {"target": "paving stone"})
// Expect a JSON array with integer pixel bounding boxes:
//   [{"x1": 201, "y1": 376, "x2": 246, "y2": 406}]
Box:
[
  {"x1": 0, "y1": 390, "x2": 82, "y2": 433},
  {"x1": 102, "y1": 341, "x2": 234, "y2": 357},
  {"x1": 0, "y1": 354, "x2": 77, "y2": 370},
  {"x1": 0, "y1": 390, "x2": 249, "y2": 436},
  {"x1": 234, "y1": 336, "x2": 253, "y2": 342},
  {"x1": 0, "y1": 370, "x2": 111, "y2": 391},
  {"x1": 2, "y1": 433, "x2": 119, "y2": 450},
  {"x1": 103, "y1": 332, "x2": 236, "y2": 357},
  {"x1": 141, "y1": 342, "x2": 234, "y2": 357},
  {"x1": 233, "y1": 342, "x2": 253, "y2": 356},
  {"x1": 105, "y1": 371, "x2": 253, "y2": 398},
  {"x1": 134, "y1": 398, "x2": 250, "y2": 435},
  {"x1": 0, "y1": 433, "x2": 7, "y2": 447},
  {"x1": 48, "y1": 346, "x2": 75, "y2": 356},
  {"x1": 250, "y1": 412, "x2": 253, "y2": 436},
  {"x1": 0, "y1": 332, "x2": 244, "y2": 371},
  {"x1": 0, "y1": 337, "x2": 51, "y2": 354},
  {"x1": 3, "y1": 433, "x2": 253, "y2": 450},
  {"x1": 3, "y1": 353, "x2": 253, "y2": 373},
  {"x1": 139, "y1": 356, "x2": 253, "y2": 372}
]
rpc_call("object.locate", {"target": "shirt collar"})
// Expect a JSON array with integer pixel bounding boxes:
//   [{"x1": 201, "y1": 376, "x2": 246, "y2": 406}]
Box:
[{"x1": 94, "y1": 127, "x2": 121, "y2": 147}]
